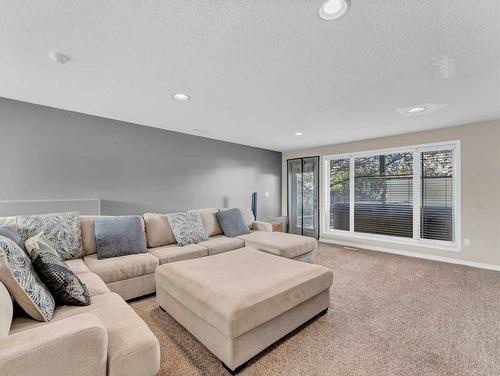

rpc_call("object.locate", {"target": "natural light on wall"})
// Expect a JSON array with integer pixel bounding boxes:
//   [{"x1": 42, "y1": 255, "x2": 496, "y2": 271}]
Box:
[{"x1": 324, "y1": 141, "x2": 460, "y2": 251}]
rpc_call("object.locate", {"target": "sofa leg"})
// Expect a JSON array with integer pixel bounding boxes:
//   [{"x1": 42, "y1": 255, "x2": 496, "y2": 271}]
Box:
[
  {"x1": 318, "y1": 308, "x2": 328, "y2": 317},
  {"x1": 221, "y1": 361, "x2": 248, "y2": 375}
]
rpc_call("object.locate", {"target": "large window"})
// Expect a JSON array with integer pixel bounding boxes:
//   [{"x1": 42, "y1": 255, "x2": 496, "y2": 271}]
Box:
[{"x1": 325, "y1": 141, "x2": 460, "y2": 250}]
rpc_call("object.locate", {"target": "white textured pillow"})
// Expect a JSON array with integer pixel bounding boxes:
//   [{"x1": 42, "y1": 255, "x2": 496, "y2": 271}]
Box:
[
  {"x1": 0, "y1": 235, "x2": 55, "y2": 322},
  {"x1": 17, "y1": 212, "x2": 83, "y2": 260},
  {"x1": 166, "y1": 212, "x2": 209, "y2": 246}
]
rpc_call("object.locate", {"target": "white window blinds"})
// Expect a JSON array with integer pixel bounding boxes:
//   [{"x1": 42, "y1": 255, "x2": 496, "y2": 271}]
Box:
[
  {"x1": 329, "y1": 158, "x2": 350, "y2": 231},
  {"x1": 354, "y1": 153, "x2": 413, "y2": 238},
  {"x1": 421, "y1": 150, "x2": 454, "y2": 242},
  {"x1": 326, "y1": 142, "x2": 458, "y2": 248}
]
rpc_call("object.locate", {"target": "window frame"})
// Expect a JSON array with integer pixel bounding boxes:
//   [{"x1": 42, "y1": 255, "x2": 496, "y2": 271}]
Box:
[{"x1": 322, "y1": 140, "x2": 461, "y2": 252}]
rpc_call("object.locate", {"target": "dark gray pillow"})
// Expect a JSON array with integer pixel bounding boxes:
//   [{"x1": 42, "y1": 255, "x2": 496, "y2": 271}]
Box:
[
  {"x1": 217, "y1": 208, "x2": 251, "y2": 237},
  {"x1": 94, "y1": 216, "x2": 147, "y2": 260},
  {"x1": 25, "y1": 234, "x2": 90, "y2": 307}
]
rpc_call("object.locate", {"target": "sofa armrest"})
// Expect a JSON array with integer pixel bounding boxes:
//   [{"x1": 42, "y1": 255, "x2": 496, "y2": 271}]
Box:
[
  {"x1": 0, "y1": 313, "x2": 108, "y2": 376},
  {"x1": 252, "y1": 221, "x2": 273, "y2": 232}
]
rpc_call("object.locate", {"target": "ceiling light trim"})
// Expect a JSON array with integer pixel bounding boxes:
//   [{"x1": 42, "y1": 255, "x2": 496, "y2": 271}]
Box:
[
  {"x1": 397, "y1": 104, "x2": 448, "y2": 116},
  {"x1": 173, "y1": 93, "x2": 190, "y2": 101},
  {"x1": 319, "y1": 0, "x2": 350, "y2": 20},
  {"x1": 48, "y1": 52, "x2": 70, "y2": 64}
]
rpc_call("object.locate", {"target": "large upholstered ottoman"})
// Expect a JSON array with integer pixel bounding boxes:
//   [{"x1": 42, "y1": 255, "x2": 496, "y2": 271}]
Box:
[{"x1": 156, "y1": 247, "x2": 333, "y2": 373}]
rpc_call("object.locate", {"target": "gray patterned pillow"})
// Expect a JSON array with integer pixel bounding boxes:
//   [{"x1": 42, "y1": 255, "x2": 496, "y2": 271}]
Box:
[
  {"x1": 25, "y1": 234, "x2": 90, "y2": 306},
  {"x1": 0, "y1": 235, "x2": 55, "y2": 322},
  {"x1": 17, "y1": 212, "x2": 83, "y2": 260},
  {"x1": 166, "y1": 212, "x2": 209, "y2": 246}
]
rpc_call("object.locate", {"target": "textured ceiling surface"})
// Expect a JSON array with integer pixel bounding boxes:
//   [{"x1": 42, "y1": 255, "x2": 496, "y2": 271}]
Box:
[{"x1": 0, "y1": 0, "x2": 499, "y2": 151}]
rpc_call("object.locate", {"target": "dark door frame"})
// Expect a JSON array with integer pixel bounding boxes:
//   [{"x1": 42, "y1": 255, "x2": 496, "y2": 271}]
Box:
[{"x1": 286, "y1": 156, "x2": 320, "y2": 239}]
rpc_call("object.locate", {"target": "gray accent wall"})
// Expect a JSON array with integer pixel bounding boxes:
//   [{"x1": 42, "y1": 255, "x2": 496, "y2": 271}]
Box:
[{"x1": 0, "y1": 98, "x2": 281, "y2": 218}]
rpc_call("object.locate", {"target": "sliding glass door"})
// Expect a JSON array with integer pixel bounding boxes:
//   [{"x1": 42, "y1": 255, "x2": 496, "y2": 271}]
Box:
[{"x1": 287, "y1": 156, "x2": 319, "y2": 238}]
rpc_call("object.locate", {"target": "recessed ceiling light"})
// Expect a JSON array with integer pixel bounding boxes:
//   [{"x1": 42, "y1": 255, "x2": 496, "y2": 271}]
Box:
[
  {"x1": 295, "y1": 132, "x2": 303, "y2": 136},
  {"x1": 173, "y1": 93, "x2": 190, "y2": 101},
  {"x1": 48, "y1": 52, "x2": 70, "y2": 64},
  {"x1": 319, "y1": 0, "x2": 350, "y2": 20},
  {"x1": 397, "y1": 104, "x2": 448, "y2": 116},
  {"x1": 407, "y1": 106, "x2": 427, "y2": 113}
]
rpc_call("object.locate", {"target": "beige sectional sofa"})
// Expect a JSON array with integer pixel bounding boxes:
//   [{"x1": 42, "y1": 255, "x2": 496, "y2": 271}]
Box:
[{"x1": 0, "y1": 207, "x2": 318, "y2": 376}]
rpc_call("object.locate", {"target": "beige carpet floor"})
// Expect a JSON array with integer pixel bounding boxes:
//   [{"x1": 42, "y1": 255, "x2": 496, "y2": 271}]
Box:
[{"x1": 130, "y1": 243, "x2": 500, "y2": 376}]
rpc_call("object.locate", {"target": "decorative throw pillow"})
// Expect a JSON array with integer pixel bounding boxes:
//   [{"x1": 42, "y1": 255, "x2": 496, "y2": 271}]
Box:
[
  {"x1": 94, "y1": 216, "x2": 147, "y2": 260},
  {"x1": 0, "y1": 224, "x2": 25, "y2": 251},
  {"x1": 217, "y1": 208, "x2": 251, "y2": 237},
  {"x1": 166, "y1": 212, "x2": 209, "y2": 246},
  {"x1": 0, "y1": 235, "x2": 55, "y2": 321},
  {"x1": 17, "y1": 212, "x2": 83, "y2": 260},
  {"x1": 25, "y1": 234, "x2": 90, "y2": 306}
]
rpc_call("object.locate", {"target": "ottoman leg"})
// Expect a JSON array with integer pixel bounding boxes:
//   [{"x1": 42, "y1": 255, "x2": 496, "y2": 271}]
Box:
[
  {"x1": 221, "y1": 361, "x2": 248, "y2": 375},
  {"x1": 318, "y1": 308, "x2": 328, "y2": 316}
]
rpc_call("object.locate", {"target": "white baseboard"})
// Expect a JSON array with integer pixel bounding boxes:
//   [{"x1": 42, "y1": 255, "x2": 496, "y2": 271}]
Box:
[{"x1": 319, "y1": 238, "x2": 500, "y2": 272}]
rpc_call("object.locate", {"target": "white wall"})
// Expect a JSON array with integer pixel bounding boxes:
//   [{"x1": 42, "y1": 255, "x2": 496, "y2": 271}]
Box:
[{"x1": 282, "y1": 120, "x2": 500, "y2": 268}]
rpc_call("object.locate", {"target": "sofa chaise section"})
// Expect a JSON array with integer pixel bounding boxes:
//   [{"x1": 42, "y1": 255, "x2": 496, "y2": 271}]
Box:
[{"x1": 237, "y1": 229, "x2": 317, "y2": 262}]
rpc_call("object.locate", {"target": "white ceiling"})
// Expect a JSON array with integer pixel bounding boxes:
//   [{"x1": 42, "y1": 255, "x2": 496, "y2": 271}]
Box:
[{"x1": 1, "y1": 0, "x2": 499, "y2": 152}]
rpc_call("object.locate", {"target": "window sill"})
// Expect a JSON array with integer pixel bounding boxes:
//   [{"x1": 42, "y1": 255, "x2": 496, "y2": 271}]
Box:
[{"x1": 321, "y1": 229, "x2": 461, "y2": 253}]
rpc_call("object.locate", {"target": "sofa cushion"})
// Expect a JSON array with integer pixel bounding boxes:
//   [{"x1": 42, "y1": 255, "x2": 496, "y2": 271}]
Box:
[
  {"x1": 25, "y1": 234, "x2": 90, "y2": 306},
  {"x1": 142, "y1": 213, "x2": 177, "y2": 248},
  {"x1": 198, "y1": 235, "x2": 245, "y2": 256},
  {"x1": 80, "y1": 215, "x2": 146, "y2": 256},
  {"x1": 156, "y1": 247, "x2": 333, "y2": 338},
  {"x1": 17, "y1": 212, "x2": 83, "y2": 260},
  {"x1": 77, "y1": 272, "x2": 110, "y2": 297},
  {"x1": 217, "y1": 208, "x2": 251, "y2": 237},
  {"x1": 236, "y1": 231, "x2": 318, "y2": 258},
  {"x1": 188, "y1": 208, "x2": 222, "y2": 237},
  {"x1": 95, "y1": 216, "x2": 147, "y2": 260},
  {"x1": 64, "y1": 259, "x2": 90, "y2": 275},
  {"x1": 10, "y1": 292, "x2": 160, "y2": 376},
  {"x1": 166, "y1": 212, "x2": 209, "y2": 246},
  {"x1": 0, "y1": 282, "x2": 12, "y2": 338},
  {"x1": 149, "y1": 243, "x2": 208, "y2": 265},
  {"x1": 83, "y1": 253, "x2": 159, "y2": 283},
  {"x1": 0, "y1": 236, "x2": 55, "y2": 322}
]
